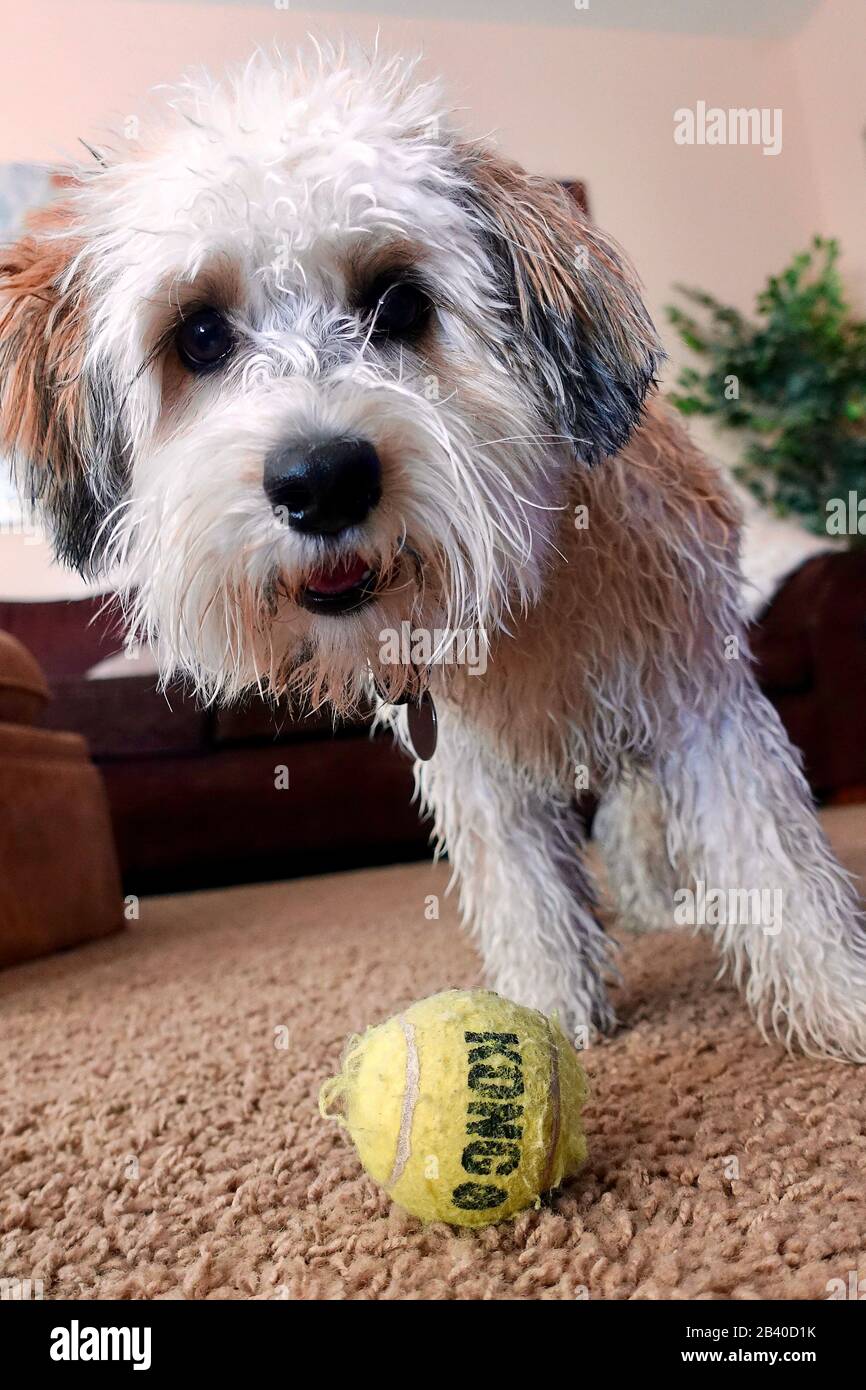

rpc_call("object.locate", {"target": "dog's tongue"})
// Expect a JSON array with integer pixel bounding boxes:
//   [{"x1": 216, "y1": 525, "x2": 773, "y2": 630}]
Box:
[{"x1": 306, "y1": 554, "x2": 370, "y2": 596}]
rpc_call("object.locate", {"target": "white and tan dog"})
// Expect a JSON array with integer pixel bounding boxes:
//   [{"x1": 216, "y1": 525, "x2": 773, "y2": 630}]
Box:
[{"x1": 2, "y1": 46, "x2": 864, "y2": 1058}]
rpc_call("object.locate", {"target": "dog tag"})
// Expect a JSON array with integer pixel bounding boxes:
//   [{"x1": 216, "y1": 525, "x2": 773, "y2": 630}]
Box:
[{"x1": 406, "y1": 692, "x2": 438, "y2": 761}]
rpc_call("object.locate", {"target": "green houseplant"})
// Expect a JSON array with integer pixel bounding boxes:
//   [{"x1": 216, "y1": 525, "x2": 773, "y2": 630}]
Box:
[{"x1": 666, "y1": 236, "x2": 866, "y2": 544}]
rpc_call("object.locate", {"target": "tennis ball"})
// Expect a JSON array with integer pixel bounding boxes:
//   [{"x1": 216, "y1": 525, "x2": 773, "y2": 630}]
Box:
[{"x1": 319, "y1": 988, "x2": 587, "y2": 1227}]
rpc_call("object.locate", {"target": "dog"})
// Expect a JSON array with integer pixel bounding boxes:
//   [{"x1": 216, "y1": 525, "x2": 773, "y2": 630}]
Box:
[{"x1": 2, "y1": 45, "x2": 865, "y2": 1060}]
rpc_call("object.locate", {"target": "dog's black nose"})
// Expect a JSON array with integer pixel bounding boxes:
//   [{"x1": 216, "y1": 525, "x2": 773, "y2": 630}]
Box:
[{"x1": 264, "y1": 437, "x2": 382, "y2": 536}]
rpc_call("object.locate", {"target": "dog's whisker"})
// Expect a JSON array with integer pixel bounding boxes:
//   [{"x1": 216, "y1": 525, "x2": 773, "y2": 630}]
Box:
[{"x1": 474, "y1": 432, "x2": 587, "y2": 448}]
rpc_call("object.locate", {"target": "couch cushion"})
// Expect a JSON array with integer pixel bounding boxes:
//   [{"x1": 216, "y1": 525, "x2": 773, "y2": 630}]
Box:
[
  {"x1": 0, "y1": 595, "x2": 121, "y2": 680},
  {"x1": 41, "y1": 675, "x2": 208, "y2": 760},
  {"x1": 0, "y1": 629, "x2": 50, "y2": 725},
  {"x1": 0, "y1": 722, "x2": 123, "y2": 967}
]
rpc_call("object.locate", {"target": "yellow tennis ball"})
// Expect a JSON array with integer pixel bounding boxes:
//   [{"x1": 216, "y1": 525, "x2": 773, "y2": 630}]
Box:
[{"x1": 319, "y1": 988, "x2": 587, "y2": 1227}]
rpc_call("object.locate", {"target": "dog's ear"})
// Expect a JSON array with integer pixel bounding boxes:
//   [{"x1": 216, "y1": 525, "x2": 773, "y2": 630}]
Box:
[
  {"x1": 454, "y1": 147, "x2": 663, "y2": 464},
  {"x1": 0, "y1": 197, "x2": 125, "y2": 573}
]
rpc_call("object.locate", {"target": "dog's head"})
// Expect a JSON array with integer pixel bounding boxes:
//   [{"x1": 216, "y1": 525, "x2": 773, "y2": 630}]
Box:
[{"x1": 0, "y1": 47, "x2": 661, "y2": 711}]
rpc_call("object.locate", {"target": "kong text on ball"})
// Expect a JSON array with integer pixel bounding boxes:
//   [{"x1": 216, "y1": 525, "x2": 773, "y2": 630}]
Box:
[{"x1": 319, "y1": 988, "x2": 588, "y2": 1227}]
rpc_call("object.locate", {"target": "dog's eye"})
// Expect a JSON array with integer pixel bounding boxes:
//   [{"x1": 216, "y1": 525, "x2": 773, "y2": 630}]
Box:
[
  {"x1": 366, "y1": 279, "x2": 432, "y2": 341},
  {"x1": 175, "y1": 307, "x2": 234, "y2": 372}
]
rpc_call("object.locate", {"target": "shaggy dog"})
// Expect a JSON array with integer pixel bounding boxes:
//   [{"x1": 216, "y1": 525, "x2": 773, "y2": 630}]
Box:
[{"x1": 2, "y1": 46, "x2": 864, "y2": 1059}]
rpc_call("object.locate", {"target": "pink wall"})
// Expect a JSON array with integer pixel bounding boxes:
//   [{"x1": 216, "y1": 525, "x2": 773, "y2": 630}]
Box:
[
  {"x1": 0, "y1": 1, "x2": 861, "y2": 597},
  {"x1": 0, "y1": 1, "x2": 833, "y2": 330},
  {"x1": 0, "y1": 533, "x2": 90, "y2": 599},
  {"x1": 789, "y1": 0, "x2": 866, "y2": 309}
]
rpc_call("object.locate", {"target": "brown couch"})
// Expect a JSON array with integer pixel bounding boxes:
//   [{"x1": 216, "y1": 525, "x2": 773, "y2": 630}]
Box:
[
  {"x1": 0, "y1": 595, "x2": 429, "y2": 895},
  {"x1": 0, "y1": 630, "x2": 123, "y2": 967},
  {"x1": 1, "y1": 546, "x2": 863, "y2": 900},
  {"x1": 750, "y1": 549, "x2": 866, "y2": 802}
]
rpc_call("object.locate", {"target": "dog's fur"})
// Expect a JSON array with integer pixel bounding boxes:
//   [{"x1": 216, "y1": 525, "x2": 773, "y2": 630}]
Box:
[{"x1": 3, "y1": 45, "x2": 865, "y2": 1058}]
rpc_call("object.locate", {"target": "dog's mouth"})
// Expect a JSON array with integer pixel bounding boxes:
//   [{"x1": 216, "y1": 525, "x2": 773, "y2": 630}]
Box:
[{"x1": 298, "y1": 553, "x2": 379, "y2": 615}]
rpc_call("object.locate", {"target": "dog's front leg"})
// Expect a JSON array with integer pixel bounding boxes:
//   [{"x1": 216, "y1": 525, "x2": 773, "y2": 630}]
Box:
[
  {"x1": 593, "y1": 772, "x2": 681, "y2": 933},
  {"x1": 655, "y1": 686, "x2": 866, "y2": 1061},
  {"x1": 410, "y1": 705, "x2": 617, "y2": 1040}
]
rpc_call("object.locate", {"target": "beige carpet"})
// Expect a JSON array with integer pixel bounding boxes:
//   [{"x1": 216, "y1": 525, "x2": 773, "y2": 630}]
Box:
[{"x1": 2, "y1": 808, "x2": 865, "y2": 1301}]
